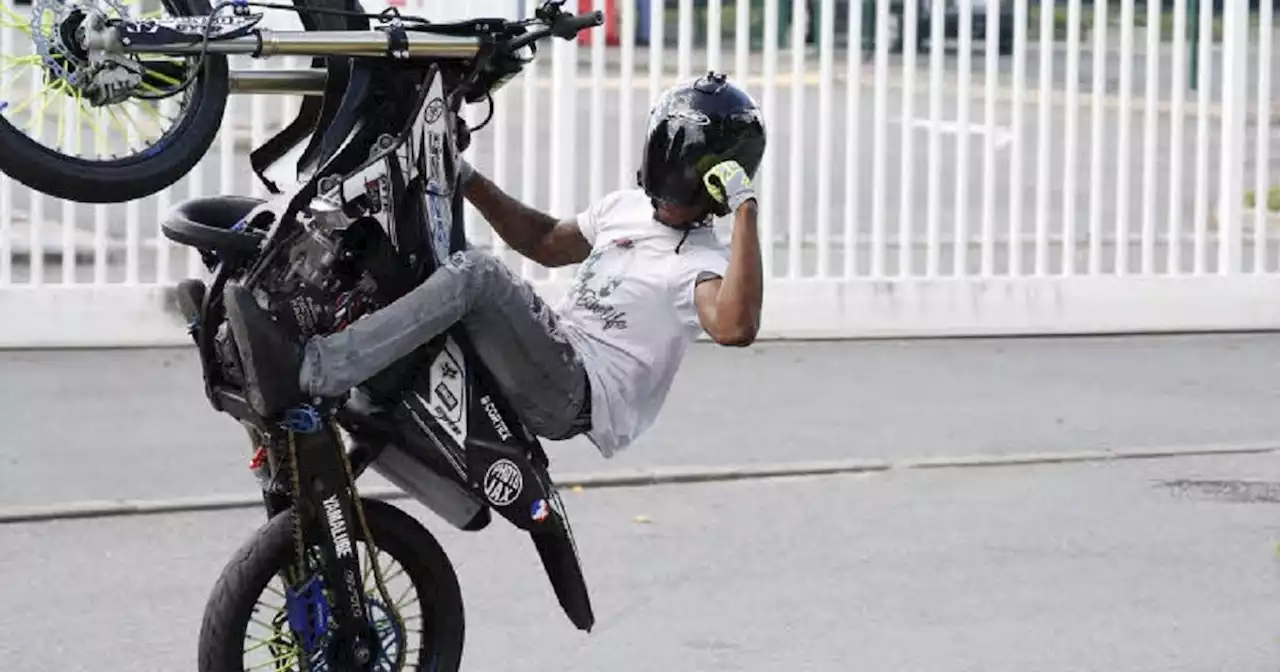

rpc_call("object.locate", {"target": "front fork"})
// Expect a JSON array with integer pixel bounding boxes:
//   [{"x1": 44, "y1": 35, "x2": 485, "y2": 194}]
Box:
[{"x1": 252, "y1": 418, "x2": 382, "y2": 670}]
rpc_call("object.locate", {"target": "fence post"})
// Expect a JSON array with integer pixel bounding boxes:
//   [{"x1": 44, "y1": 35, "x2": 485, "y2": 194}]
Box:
[
  {"x1": 1188, "y1": 0, "x2": 1198, "y2": 90},
  {"x1": 1216, "y1": 0, "x2": 1249, "y2": 274},
  {"x1": 548, "y1": 25, "x2": 578, "y2": 281}
]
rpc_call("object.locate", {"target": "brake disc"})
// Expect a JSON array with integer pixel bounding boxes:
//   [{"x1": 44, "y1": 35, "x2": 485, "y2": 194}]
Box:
[{"x1": 27, "y1": 0, "x2": 143, "y2": 106}]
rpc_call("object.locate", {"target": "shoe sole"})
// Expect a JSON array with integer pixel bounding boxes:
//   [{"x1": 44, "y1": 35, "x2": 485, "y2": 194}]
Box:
[
  {"x1": 223, "y1": 283, "x2": 274, "y2": 418},
  {"x1": 174, "y1": 279, "x2": 206, "y2": 328}
]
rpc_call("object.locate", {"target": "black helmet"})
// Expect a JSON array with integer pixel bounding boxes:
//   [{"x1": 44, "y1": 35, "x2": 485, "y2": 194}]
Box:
[{"x1": 637, "y1": 72, "x2": 767, "y2": 219}]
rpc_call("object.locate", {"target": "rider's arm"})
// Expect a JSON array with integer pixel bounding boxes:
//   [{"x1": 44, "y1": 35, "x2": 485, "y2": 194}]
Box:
[
  {"x1": 694, "y1": 200, "x2": 763, "y2": 347},
  {"x1": 692, "y1": 161, "x2": 763, "y2": 347},
  {"x1": 460, "y1": 170, "x2": 592, "y2": 267}
]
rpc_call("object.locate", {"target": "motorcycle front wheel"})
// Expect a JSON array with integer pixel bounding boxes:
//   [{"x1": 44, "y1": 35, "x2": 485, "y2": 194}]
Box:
[
  {"x1": 0, "y1": 0, "x2": 229, "y2": 203},
  {"x1": 197, "y1": 498, "x2": 466, "y2": 672}
]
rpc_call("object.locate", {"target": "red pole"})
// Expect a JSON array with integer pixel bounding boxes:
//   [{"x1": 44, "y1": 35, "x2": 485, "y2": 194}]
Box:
[{"x1": 578, "y1": 0, "x2": 620, "y2": 45}]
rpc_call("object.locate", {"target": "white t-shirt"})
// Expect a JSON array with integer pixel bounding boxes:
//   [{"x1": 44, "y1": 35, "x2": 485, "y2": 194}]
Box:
[{"x1": 553, "y1": 189, "x2": 731, "y2": 458}]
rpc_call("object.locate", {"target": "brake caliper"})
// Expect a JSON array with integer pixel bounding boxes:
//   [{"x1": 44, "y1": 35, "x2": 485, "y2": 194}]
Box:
[
  {"x1": 28, "y1": 1, "x2": 142, "y2": 106},
  {"x1": 285, "y1": 574, "x2": 332, "y2": 655},
  {"x1": 76, "y1": 9, "x2": 144, "y2": 106}
]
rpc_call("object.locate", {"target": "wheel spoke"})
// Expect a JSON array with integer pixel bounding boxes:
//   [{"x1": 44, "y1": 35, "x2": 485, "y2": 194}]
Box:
[
  {"x1": 392, "y1": 583, "x2": 416, "y2": 610},
  {"x1": 136, "y1": 80, "x2": 172, "y2": 96},
  {"x1": 255, "y1": 597, "x2": 286, "y2": 614},
  {"x1": 245, "y1": 650, "x2": 299, "y2": 672},
  {"x1": 139, "y1": 59, "x2": 186, "y2": 87},
  {"x1": 119, "y1": 95, "x2": 162, "y2": 141},
  {"x1": 0, "y1": 5, "x2": 31, "y2": 32},
  {"x1": 82, "y1": 101, "x2": 109, "y2": 157},
  {"x1": 31, "y1": 78, "x2": 60, "y2": 141},
  {"x1": 103, "y1": 104, "x2": 134, "y2": 151},
  {"x1": 1, "y1": 54, "x2": 42, "y2": 70},
  {"x1": 263, "y1": 582, "x2": 288, "y2": 601},
  {"x1": 249, "y1": 615, "x2": 283, "y2": 632},
  {"x1": 54, "y1": 90, "x2": 72, "y2": 153},
  {"x1": 5, "y1": 77, "x2": 59, "y2": 123},
  {"x1": 244, "y1": 632, "x2": 290, "y2": 654},
  {"x1": 381, "y1": 563, "x2": 407, "y2": 585},
  {"x1": 0, "y1": 64, "x2": 32, "y2": 100}
]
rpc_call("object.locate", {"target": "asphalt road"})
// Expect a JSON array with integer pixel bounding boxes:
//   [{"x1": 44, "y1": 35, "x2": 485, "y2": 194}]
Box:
[
  {"x1": 4, "y1": 334, "x2": 1280, "y2": 509},
  {"x1": 3, "y1": 452, "x2": 1278, "y2": 670}
]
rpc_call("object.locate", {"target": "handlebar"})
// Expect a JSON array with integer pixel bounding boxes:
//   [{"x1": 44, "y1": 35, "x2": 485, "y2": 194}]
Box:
[
  {"x1": 91, "y1": 4, "x2": 603, "y2": 61},
  {"x1": 509, "y1": 9, "x2": 604, "y2": 51}
]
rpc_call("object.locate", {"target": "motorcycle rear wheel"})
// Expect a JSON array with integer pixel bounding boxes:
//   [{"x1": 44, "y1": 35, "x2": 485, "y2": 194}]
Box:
[
  {"x1": 0, "y1": 0, "x2": 229, "y2": 203},
  {"x1": 197, "y1": 498, "x2": 466, "y2": 672}
]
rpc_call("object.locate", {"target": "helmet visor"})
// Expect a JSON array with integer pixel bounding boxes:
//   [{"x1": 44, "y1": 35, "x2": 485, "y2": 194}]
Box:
[{"x1": 639, "y1": 120, "x2": 719, "y2": 209}]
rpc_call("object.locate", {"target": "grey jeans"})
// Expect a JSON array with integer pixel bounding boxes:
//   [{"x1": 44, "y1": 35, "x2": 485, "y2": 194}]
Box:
[{"x1": 299, "y1": 249, "x2": 592, "y2": 440}]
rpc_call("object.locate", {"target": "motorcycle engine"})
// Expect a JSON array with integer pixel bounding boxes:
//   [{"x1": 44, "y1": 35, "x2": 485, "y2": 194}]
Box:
[
  {"x1": 269, "y1": 199, "x2": 382, "y2": 338},
  {"x1": 214, "y1": 200, "x2": 385, "y2": 386}
]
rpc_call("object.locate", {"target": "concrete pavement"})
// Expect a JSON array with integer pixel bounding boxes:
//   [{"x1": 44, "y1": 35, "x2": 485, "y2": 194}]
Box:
[
  {"x1": 5, "y1": 334, "x2": 1280, "y2": 510},
  {"x1": 2, "y1": 452, "x2": 1278, "y2": 670}
]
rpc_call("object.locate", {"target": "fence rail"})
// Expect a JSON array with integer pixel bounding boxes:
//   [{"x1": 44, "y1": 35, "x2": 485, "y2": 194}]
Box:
[{"x1": 1, "y1": 0, "x2": 1278, "y2": 347}]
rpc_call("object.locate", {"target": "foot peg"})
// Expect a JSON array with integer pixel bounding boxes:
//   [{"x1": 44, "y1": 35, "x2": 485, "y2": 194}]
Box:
[{"x1": 223, "y1": 282, "x2": 306, "y2": 418}]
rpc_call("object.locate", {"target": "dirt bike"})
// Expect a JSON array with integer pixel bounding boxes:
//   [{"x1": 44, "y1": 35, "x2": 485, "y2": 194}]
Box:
[{"x1": 0, "y1": 0, "x2": 602, "y2": 669}]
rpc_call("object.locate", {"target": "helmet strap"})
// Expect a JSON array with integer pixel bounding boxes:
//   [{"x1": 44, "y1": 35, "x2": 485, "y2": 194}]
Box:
[
  {"x1": 650, "y1": 196, "x2": 713, "y2": 230},
  {"x1": 675, "y1": 228, "x2": 692, "y2": 254}
]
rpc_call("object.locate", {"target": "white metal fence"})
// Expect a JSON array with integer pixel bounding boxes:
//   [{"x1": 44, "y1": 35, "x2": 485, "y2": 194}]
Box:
[{"x1": 1, "y1": 0, "x2": 1278, "y2": 347}]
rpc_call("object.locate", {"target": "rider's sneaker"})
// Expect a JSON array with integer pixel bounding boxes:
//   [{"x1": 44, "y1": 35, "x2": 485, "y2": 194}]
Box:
[{"x1": 223, "y1": 283, "x2": 306, "y2": 418}]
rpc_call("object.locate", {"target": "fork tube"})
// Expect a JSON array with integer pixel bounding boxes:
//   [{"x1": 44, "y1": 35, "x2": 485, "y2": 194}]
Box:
[
  {"x1": 117, "y1": 30, "x2": 481, "y2": 58},
  {"x1": 230, "y1": 68, "x2": 328, "y2": 95}
]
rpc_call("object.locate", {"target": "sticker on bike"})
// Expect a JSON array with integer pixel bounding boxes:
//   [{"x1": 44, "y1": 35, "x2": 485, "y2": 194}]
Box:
[{"x1": 484, "y1": 459, "x2": 524, "y2": 507}]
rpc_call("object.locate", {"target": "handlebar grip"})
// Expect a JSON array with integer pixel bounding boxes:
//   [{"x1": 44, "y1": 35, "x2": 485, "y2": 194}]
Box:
[
  {"x1": 503, "y1": 9, "x2": 605, "y2": 52},
  {"x1": 552, "y1": 10, "x2": 604, "y2": 39}
]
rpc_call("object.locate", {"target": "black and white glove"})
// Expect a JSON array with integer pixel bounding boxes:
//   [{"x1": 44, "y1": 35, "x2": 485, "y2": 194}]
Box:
[{"x1": 702, "y1": 159, "x2": 756, "y2": 217}]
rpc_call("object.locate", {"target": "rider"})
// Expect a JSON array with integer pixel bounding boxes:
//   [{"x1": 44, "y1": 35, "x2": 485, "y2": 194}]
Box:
[{"x1": 225, "y1": 71, "x2": 766, "y2": 458}]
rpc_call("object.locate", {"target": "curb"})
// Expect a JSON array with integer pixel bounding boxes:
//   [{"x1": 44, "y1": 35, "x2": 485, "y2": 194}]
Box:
[{"x1": 1, "y1": 442, "x2": 1275, "y2": 525}]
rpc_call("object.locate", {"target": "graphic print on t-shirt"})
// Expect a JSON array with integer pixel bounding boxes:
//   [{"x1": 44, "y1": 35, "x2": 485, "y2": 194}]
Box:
[{"x1": 565, "y1": 238, "x2": 636, "y2": 332}]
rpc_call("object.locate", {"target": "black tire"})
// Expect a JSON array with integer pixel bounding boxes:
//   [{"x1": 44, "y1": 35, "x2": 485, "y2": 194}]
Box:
[
  {"x1": 197, "y1": 498, "x2": 466, "y2": 672},
  {"x1": 0, "y1": 0, "x2": 229, "y2": 204}
]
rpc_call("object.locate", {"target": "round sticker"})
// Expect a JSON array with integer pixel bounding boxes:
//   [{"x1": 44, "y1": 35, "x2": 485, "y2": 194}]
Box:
[
  {"x1": 424, "y1": 98, "x2": 444, "y2": 124},
  {"x1": 483, "y1": 459, "x2": 523, "y2": 507}
]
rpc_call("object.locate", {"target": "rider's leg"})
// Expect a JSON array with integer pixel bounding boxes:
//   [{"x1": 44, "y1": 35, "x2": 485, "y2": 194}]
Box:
[
  {"x1": 226, "y1": 249, "x2": 589, "y2": 436},
  {"x1": 309, "y1": 247, "x2": 591, "y2": 438},
  {"x1": 456, "y1": 260, "x2": 591, "y2": 441}
]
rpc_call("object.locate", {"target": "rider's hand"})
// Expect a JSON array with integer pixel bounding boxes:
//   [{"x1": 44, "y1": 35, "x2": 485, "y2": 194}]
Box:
[{"x1": 702, "y1": 160, "x2": 756, "y2": 217}]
